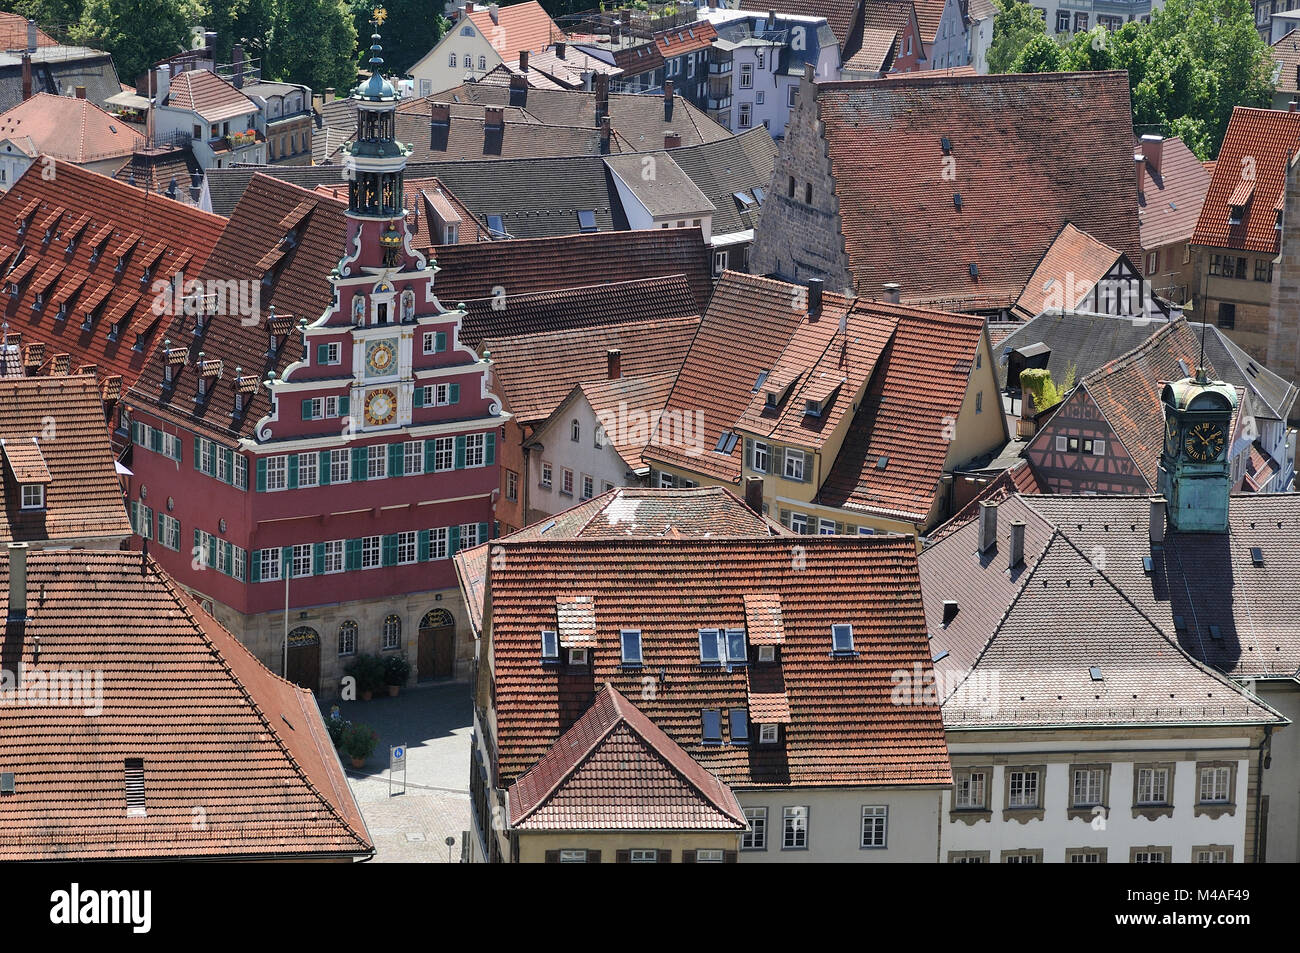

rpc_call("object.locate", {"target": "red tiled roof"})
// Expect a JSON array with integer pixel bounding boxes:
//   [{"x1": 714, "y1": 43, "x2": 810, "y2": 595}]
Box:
[
  {"x1": 1192, "y1": 107, "x2": 1300, "y2": 255},
  {"x1": 165, "y1": 69, "x2": 258, "y2": 124},
  {"x1": 0, "y1": 12, "x2": 56, "y2": 49},
  {"x1": 815, "y1": 306, "x2": 989, "y2": 524},
  {"x1": 739, "y1": 0, "x2": 859, "y2": 46},
  {"x1": 482, "y1": 315, "x2": 699, "y2": 425},
  {"x1": 910, "y1": 0, "x2": 946, "y2": 41},
  {"x1": 0, "y1": 549, "x2": 373, "y2": 860},
  {"x1": 654, "y1": 20, "x2": 717, "y2": 57},
  {"x1": 577, "y1": 370, "x2": 679, "y2": 471},
  {"x1": 1244, "y1": 443, "x2": 1281, "y2": 491},
  {"x1": 1136, "y1": 136, "x2": 1210, "y2": 251},
  {"x1": 509, "y1": 684, "x2": 747, "y2": 830},
  {"x1": 465, "y1": 1, "x2": 564, "y2": 61},
  {"x1": 0, "y1": 161, "x2": 225, "y2": 390},
  {"x1": 1272, "y1": 32, "x2": 1300, "y2": 95},
  {"x1": 814, "y1": 72, "x2": 1143, "y2": 305},
  {"x1": 843, "y1": 28, "x2": 897, "y2": 73},
  {"x1": 1014, "y1": 222, "x2": 1123, "y2": 318},
  {"x1": 0, "y1": 375, "x2": 131, "y2": 544},
  {"x1": 930, "y1": 459, "x2": 1045, "y2": 541},
  {"x1": 0, "y1": 93, "x2": 144, "y2": 163},
  {"x1": 743, "y1": 593, "x2": 785, "y2": 645},
  {"x1": 488, "y1": 535, "x2": 952, "y2": 789}
]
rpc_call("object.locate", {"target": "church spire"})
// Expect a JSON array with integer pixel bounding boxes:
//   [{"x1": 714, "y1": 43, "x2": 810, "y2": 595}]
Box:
[{"x1": 345, "y1": 14, "x2": 409, "y2": 219}]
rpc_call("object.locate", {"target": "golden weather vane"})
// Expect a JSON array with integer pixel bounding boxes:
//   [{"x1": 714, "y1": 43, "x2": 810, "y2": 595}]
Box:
[{"x1": 372, "y1": 7, "x2": 388, "y2": 27}]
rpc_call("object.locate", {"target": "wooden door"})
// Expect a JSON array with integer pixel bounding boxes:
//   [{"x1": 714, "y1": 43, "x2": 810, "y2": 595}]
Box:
[
  {"x1": 417, "y1": 609, "x2": 455, "y2": 681},
  {"x1": 285, "y1": 626, "x2": 321, "y2": 694}
]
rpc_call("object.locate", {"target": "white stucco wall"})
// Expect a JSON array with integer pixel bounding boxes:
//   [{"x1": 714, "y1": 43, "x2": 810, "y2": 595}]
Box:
[
  {"x1": 736, "y1": 788, "x2": 942, "y2": 862},
  {"x1": 928, "y1": 0, "x2": 971, "y2": 69},
  {"x1": 531, "y1": 396, "x2": 639, "y2": 518},
  {"x1": 409, "y1": 21, "x2": 501, "y2": 96},
  {"x1": 1259, "y1": 681, "x2": 1299, "y2": 863}
]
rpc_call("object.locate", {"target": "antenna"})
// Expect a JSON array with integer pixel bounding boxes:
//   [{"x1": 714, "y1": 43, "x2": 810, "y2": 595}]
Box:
[{"x1": 1196, "y1": 316, "x2": 1208, "y2": 382}]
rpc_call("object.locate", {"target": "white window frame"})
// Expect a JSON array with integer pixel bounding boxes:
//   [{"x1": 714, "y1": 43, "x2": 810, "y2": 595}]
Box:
[
  {"x1": 784, "y1": 449, "x2": 804, "y2": 481},
  {"x1": 396, "y1": 530, "x2": 417, "y2": 565},
  {"x1": 404, "y1": 440, "x2": 423, "y2": 475},
  {"x1": 361, "y1": 535, "x2": 382, "y2": 569},
  {"x1": 831, "y1": 623, "x2": 854, "y2": 653},
  {"x1": 323, "y1": 539, "x2": 344, "y2": 574},
  {"x1": 562, "y1": 468, "x2": 575, "y2": 495},
  {"x1": 297, "y1": 451, "x2": 318, "y2": 487},
  {"x1": 464, "y1": 433, "x2": 486, "y2": 468},
  {"x1": 620, "y1": 629, "x2": 642, "y2": 664},
  {"x1": 1072, "y1": 768, "x2": 1104, "y2": 807},
  {"x1": 818, "y1": 518, "x2": 836, "y2": 535},
  {"x1": 540, "y1": 461, "x2": 553, "y2": 488},
  {"x1": 1009, "y1": 770, "x2": 1039, "y2": 808},
  {"x1": 460, "y1": 523, "x2": 481, "y2": 547},
  {"x1": 1199, "y1": 766, "x2": 1231, "y2": 803},
  {"x1": 781, "y1": 806, "x2": 808, "y2": 850},
  {"x1": 291, "y1": 543, "x2": 312, "y2": 579},
  {"x1": 955, "y1": 769, "x2": 987, "y2": 809},
  {"x1": 330, "y1": 448, "x2": 351, "y2": 483},
  {"x1": 434, "y1": 437, "x2": 455, "y2": 472},
  {"x1": 695, "y1": 848, "x2": 725, "y2": 862},
  {"x1": 752, "y1": 440, "x2": 768, "y2": 473},
  {"x1": 430, "y1": 527, "x2": 449, "y2": 560},
  {"x1": 861, "y1": 805, "x2": 888, "y2": 849},
  {"x1": 742, "y1": 807, "x2": 767, "y2": 850},
  {"x1": 367, "y1": 444, "x2": 387, "y2": 480},
  {"x1": 259, "y1": 548, "x2": 282, "y2": 582},
  {"x1": 20, "y1": 484, "x2": 44, "y2": 509},
  {"x1": 789, "y1": 512, "x2": 807, "y2": 533},
  {"x1": 759, "y1": 723, "x2": 778, "y2": 744}
]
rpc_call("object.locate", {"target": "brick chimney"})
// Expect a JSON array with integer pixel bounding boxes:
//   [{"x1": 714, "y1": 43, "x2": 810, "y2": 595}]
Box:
[
  {"x1": 595, "y1": 72, "x2": 609, "y2": 124},
  {"x1": 1149, "y1": 496, "x2": 1166, "y2": 548},
  {"x1": 664, "y1": 130, "x2": 681, "y2": 148},
  {"x1": 75, "y1": 85, "x2": 86, "y2": 99},
  {"x1": 490, "y1": 2, "x2": 500, "y2": 24},
  {"x1": 509, "y1": 73, "x2": 527, "y2": 107},
  {"x1": 807, "y1": 277, "x2": 823, "y2": 316},
  {"x1": 484, "y1": 106, "x2": 504, "y2": 129},
  {"x1": 232, "y1": 43, "x2": 244, "y2": 89},
  {"x1": 430, "y1": 101, "x2": 451, "y2": 124},
  {"x1": 1139, "y1": 134, "x2": 1163, "y2": 175},
  {"x1": 607, "y1": 348, "x2": 622, "y2": 379},
  {"x1": 7, "y1": 541, "x2": 28, "y2": 621},
  {"x1": 519, "y1": 50, "x2": 529, "y2": 71},
  {"x1": 21, "y1": 53, "x2": 31, "y2": 102},
  {"x1": 1008, "y1": 520, "x2": 1025, "y2": 568},
  {"x1": 744, "y1": 476, "x2": 763, "y2": 513},
  {"x1": 600, "y1": 115, "x2": 611, "y2": 154},
  {"x1": 664, "y1": 79, "x2": 674, "y2": 121},
  {"x1": 555, "y1": 41, "x2": 567, "y2": 59},
  {"x1": 882, "y1": 282, "x2": 900, "y2": 303},
  {"x1": 978, "y1": 500, "x2": 998, "y2": 554},
  {"x1": 1134, "y1": 153, "x2": 1144, "y2": 195},
  {"x1": 26, "y1": 19, "x2": 36, "y2": 54},
  {"x1": 326, "y1": 87, "x2": 336, "y2": 101}
]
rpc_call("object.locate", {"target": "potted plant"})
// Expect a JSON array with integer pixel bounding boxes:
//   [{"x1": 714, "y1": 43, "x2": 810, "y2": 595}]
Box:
[
  {"x1": 326, "y1": 710, "x2": 350, "y2": 748},
  {"x1": 341, "y1": 722, "x2": 378, "y2": 769},
  {"x1": 383, "y1": 655, "x2": 411, "y2": 696},
  {"x1": 344, "y1": 654, "x2": 385, "y2": 701}
]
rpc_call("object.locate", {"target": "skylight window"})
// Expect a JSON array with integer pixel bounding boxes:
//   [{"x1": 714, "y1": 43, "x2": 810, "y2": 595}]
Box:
[
  {"x1": 752, "y1": 370, "x2": 769, "y2": 393},
  {"x1": 714, "y1": 431, "x2": 739, "y2": 454},
  {"x1": 1209, "y1": 625, "x2": 1223, "y2": 641},
  {"x1": 1142, "y1": 556, "x2": 1153, "y2": 575},
  {"x1": 0, "y1": 772, "x2": 12, "y2": 794},
  {"x1": 621, "y1": 628, "x2": 643, "y2": 664},
  {"x1": 729, "y1": 709, "x2": 749, "y2": 743},
  {"x1": 831, "y1": 624, "x2": 854, "y2": 654},
  {"x1": 941, "y1": 136, "x2": 952, "y2": 153},
  {"x1": 969, "y1": 262, "x2": 979, "y2": 279},
  {"x1": 1177, "y1": 358, "x2": 1191, "y2": 377},
  {"x1": 753, "y1": 187, "x2": 765, "y2": 204},
  {"x1": 953, "y1": 193, "x2": 963, "y2": 210},
  {"x1": 702, "y1": 709, "x2": 723, "y2": 743},
  {"x1": 1173, "y1": 615, "x2": 1187, "y2": 633},
  {"x1": 540, "y1": 629, "x2": 559, "y2": 660},
  {"x1": 1089, "y1": 666, "x2": 1103, "y2": 681},
  {"x1": 699, "y1": 627, "x2": 746, "y2": 665},
  {"x1": 734, "y1": 191, "x2": 755, "y2": 208},
  {"x1": 486, "y1": 214, "x2": 505, "y2": 237},
  {"x1": 576, "y1": 210, "x2": 597, "y2": 233},
  {"x1": 1250, "y1": 546, "x2": 1264, "y2": 567},
  {"x1": 933, "y1": 649, "x2": 950, "y2": 663},
  {"x1": 699, "y1": 628, "x2": 721, "y2": 663},
  {"x1": 124, "y1": 758, "x2": 146, "y2": 817}
]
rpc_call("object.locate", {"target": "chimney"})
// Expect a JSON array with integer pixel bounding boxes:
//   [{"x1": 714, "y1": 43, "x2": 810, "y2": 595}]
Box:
[
  {"x1": 942, "y1": 600, "x2": 959, "y2": 625},
  {"x1": 664, "y1": 130, "x2": 681, "y2": 149},
  {"x1": 1291, "y1": 100, "x2": 1299, "y2": 113},
  {"x1": 1149, "y1": 496, "x2": 1166, "y2": 548},
  {"x1": 555, "y1": 41, "x2": 566, "y2": 59},
  {"x1": 75, "y1": 85, "x2": 86, "y2": 99},
  {"x1": 664, "y1": 80, "x2": 674, "y2": 121},
  {"x1": 166, "y1": 176, "x2": 178, "y2": 200},
  {"x1": 600, "y1": 115, "x2": 611, "y2": 154},
  {"x1": 508, "y1": 73, "x2": 527, "y2": 106},
  {"x1": 490, "y1": 2, "x2": 500, "y2": 24},
  {"x1": 21, "y1": 54, "x2": 31, "y2": 102},
  {"x1": 484, "y1": 105, "x2": 504, "y2": 129},
  {"x1": 803, "y1": 62, "x2": 815, "y2": 83},
  {"x1": 326, "y1": 87, "x2": 336, "y2": 101},
  {"x1": 1008, "y1": 520, "x2": 1026, "y2": 569},
  {"x1": 744, "y1": 475, "x2": 764, "y2": 514},
  {"x1": 232, "y1": 43, "x2": 244, "y2": 89},
  {"x1": 430, "y1": 101, "x2": 451, "y2": 124},
  {"x1": 807, "y1": 278, "x2": 823, "y2": 316},
  {"x1": 189, "y1": 169, "x2": 202, "y2": 203},
  {"x1": 154, "y1": 65, "x2": 171, "y2": 102},
  {"x1": 7, "y1": 541, "x2": 28, "y2": 620},
  {"x1": 882, "y1": 282, "x2": 901, "y2": 304},
  {"x1": 595, "y1": 73, "x2": 609, "y2": 123},
  {"x1": 1016, "y1": 387, "x2": 1037, "y2": 438},
  {"x1": 606, "y1": 348, "x2": 622, "y2": 380},
  {"x1": 518, "y1": 50, "x2": 529, "y2": 71},
  {"x1": 978, "y1": 500, "x2": 998, "y2": 554},
  {"x1": 26, "y1": 18, "x2": 36, "y2": 54},
  {"x1": 1134, "y1": 153, "x2": 1144, "y2": 195},
  {"x1": 1139, "y1": 134, "x2": 1164, "y2": 175}
]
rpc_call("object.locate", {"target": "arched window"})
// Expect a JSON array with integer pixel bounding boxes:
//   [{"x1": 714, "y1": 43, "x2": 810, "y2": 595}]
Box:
[
  {"x1": 338, "y1": 620, "x2": 358, "y2": 656},
  {"x1": 478, "y1": 55, "x2": 487, "y2": 71},
  {"x1": 401, "y1": 288, "x2": 415, "y2": 321},
  {"x1": 571, "y1": 419, "x2": 580, "y2": 442},
  {"x1": 449, "y1": 52, "x2": 457, "y2": 67},
  {"x1": 383, "y1": 614, "x2": 402, "y2": 650}
]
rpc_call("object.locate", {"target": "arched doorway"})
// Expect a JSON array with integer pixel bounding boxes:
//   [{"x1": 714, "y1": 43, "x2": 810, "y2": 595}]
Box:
[
  {"x1": 417, "y1": 608, "x2": 455, "y2": 681},
  {"x1": 286, "y1": 626, "x2": 321, "y2": 694}
]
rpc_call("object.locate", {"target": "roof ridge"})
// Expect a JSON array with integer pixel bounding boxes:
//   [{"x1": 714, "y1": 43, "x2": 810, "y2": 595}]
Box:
[{"x1": 1080, "y1": 318, "x2": 1183, "y2": 385}]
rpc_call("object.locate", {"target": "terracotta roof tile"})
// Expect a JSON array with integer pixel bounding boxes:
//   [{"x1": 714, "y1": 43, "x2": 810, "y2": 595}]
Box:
[
  {"x1": 739, "y1": 0, "x2": 859, "y2": 46},
  {"x1": 843, "y1": 28, "x2": 897, "y2": 72},
  {"x1": 0, "y1": 549, "x2": 372, "y2": 860},
  {"x1": 487, "y1": 535, "x2": 952, "y2": 789},
  {"x1": 578, "y1": 370, "x2": 679, "y2": 471},
  {"x1": 1192, "y1": 107, "x2": 1300, "y2": 254},
  {"x1": 465, "y1": 1, "x2": 565, "y2": 61},
  {"x1": 0, "y1": 93, "x2": 144, "y2": 163},
  {"x1": 814, "y1": 72, "x2": 1143, "y2": 305},
  {"x1": 0, "y1": 12, "x2": 57, "y2": 49},
  {"x1": 509, "y1": 684, "x2": 747, "y2": 830},
  {"x1": 165, "y1": 69, "x2": 258, "y2": 124},
  {"x1": 743, "y1": 592, "x2": 785, "y2": 645},
  {"x1": 1014, "y1": 223, "x2": 1123, "y2": 318},
  {"x1": 654, "y1": 20, "x2": 718, "y2": 57}
]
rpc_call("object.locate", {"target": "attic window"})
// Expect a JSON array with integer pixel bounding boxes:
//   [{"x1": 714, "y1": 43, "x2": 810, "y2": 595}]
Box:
[
  {"x1": 1142, "y1": 555, "x2": 1153, "y2": 575},
  {"x1": 752, "y1": 370, "x2": 769, "y2": 392},
  {"x1": 1228, "y1": 205, "x2": 1245, "y2": 226},
  {"x1": 831, "y1": 623, "x2": 854, "y2": 654},
  {"x1": 124, "y1": 758, "x2": 146, "y2": 817},
  {"x1": 486, "y1": 214, "x2": 506, "y2": 237},
  {"x1": 540, "y1": 629, "x2": 558, "y2": 660},
  {"x1": 953, "y1": 193, "x2": 963, "y2": 210},
  {"x1": 932, "y1": 649, "x2": 950, "y2": 663},
  {"x1": 804, "y1": 399, "x2": 822, "y2": 417},
  {"x1": 0, "y1": 772, "x2": 12, "y2": 794},
  {"x1": 1089, "y1": 666, "x2": 1103, "y2": 681},
  {"x1": 969, "y1": 263, "x2": 979, "y2": 280},
  {"x1": 701, "y1": 709, "x2": 723, "y2": 744},
  {"x1": 1250, "y1": 546, "x2": 1264, "y2": 567},
  {"x1": 1173, "y1": 615, "x2": 1186, "y2": 633},
  {"x1": 734, "y1": 191, "x2": 755, "y2": 209},
  {"x1": 753, "y1": 187, "x2": 765, "y2": 204},
  {"x1": 20, "y1": 484, "x2": 44, "y2": 510},
  {"x1": 875, "y1": 456, "x2": 888, "y2": 469},
  {"x1": 942, "y1": 601, "x2": 959, "y2": 625},
  {"x1": 1177, "y1": 359, "x2": 1190, "y2": 377},
  {"x1": 620, "y1": 629, "x2": 643, "y2": 665},
  {"x1": 1209, "y1": 625, "x2": 1223, "y2": 641},
  {"x1": 714, "y1": 431, "x2": 739, "y2": 454},
  {"x1": 941, "y1": 136, "x2": 951, "y2": 153},
  {"x1": 576, "y1": 210, "x2": 597, "y2": 233}
]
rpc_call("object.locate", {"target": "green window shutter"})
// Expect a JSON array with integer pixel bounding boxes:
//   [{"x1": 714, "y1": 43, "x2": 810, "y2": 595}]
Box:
[
  {"x1": 448, "y1": 524, "x2": 461, "y2": 556},
  {"x1": 351, "y1": 445, "x2": 367, "y2": 481},
  {"x1": 192, "y1": 527, "x2": 200, "y2": 553},
  {"x1": 424, "y1": 439, "x2": 436, "y2": 472},
  {"x1": 338, "y1": 395, "x2": 350, "y2": 416},
  {"x1": 287, "y1": 453, "x2": 299, "y2": 489},
  {"x1": 192, "y1": 433, "x2": 200, "y2": 467},
  {"x1": 207, "y1": 535, "x2": 217, "y2": 571},
  {"x1": 417, "y1": 529, "x2": 430, "y2": 561},
  {"x1": 388, "y1": 442, "x2": 403, "y2": 477},
  {"x1": 313, "y1": 542, "x2": 325, "y2": 574},
  {"x1": 156, "y1": 511, "x2": 163, "y2": 541},
  {"x1": 256, "y1": 457, "x2": 267, "y2": 491},
  {"x1": 381, "y1": 534, "x2": 398, "y2": 567},
  {"x1": 745, "y1": 438, "x2": 754, "y2": 470},
  {"x1": 345, "y1": 538, "x2": 362, "y2": 571},
  {"x1": 250, "y1": 549, "x2": 261, "y2": 583},
  {"x1": 484, "y1": 432, "x2": 495, "y2": 466},
  {"x1": 221, "y1": 543, "x2": 232, "y2": 575},
  {"x1": 280, "y1": 546, "x2": 292, "y2": 578},
  {"x1": 413, "y1": 386, "x2": 424, "y2": 408},
  {"x1": 150, "y1": 428, "x2": 163, "y2": 452},
  {"x1": 435, "y1": 331, "x2": 447, "y2": 352},
  {"x1": 205, "y1": 447, "x2": 216, "y2": 477},
  {"x1": 319, "y1": 450, "x2": 331, "y2": 485},
  {"x1": 478, "y1": 522, "x2": 489, "y2": 544},
  {"x1": 301, "y1": 398, "x2": 314, "y2": 420},
  {"x1": 454, "y1": 435, "x2": 466, "y2": 469},
  {"x1": 449, "y1": 382, "x2": 460, "y2": 404},
  {"x1": 316, "y1": 343, "x2": 329, "y2": 364}
]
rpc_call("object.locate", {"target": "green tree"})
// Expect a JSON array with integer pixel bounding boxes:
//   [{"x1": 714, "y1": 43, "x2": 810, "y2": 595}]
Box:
[
  {"x1": 348, "y1": 0, "x2": 446, "y2": 76},
  {"x1": 206, "y1": 0, "x2": 274, "y2": 65},
  {"x1": 1009, "y1": 32, "x2": 1063, "y2": 73},
  {"x1": 266, "y1": 0, "x2": 357, "y2": 92},
  {"x1": 1, "y1": 0, "x2": 85, "y2": 37},
  {"x1": 1059, "y1": 26, "x2": 1115, "y2": 71},
  {"x1": 71, "y1": 0, "x2": 201, "y2": 82},
  {"x1": 986, "y1": 0, "x2": 1047, "y2": 74}
]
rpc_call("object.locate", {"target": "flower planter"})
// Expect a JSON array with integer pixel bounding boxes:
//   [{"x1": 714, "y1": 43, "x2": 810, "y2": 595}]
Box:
[
  {"x1": 387, "y1": 684, "x2": 400, "y2": 697},
  {"x1": 350, "y1": 756, "x2": 366, "y2": 769},
  {"x1": 360, "y1": 689, "x2": 373, "y2": 702}
]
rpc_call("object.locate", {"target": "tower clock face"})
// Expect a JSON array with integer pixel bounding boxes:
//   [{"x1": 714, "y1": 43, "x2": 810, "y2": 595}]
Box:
[
  {"x1": 1184, "y1": 421, "x2": 1226, "y2": 462},
  {"x1": 365, "y1": 339, "x2": 398, "y2": 376},
  {"x1": 1164, "y1": 417, "x2": 1179, "y2": 456},
  {"x1": 364, "y1": 387, "x2": 397, "y2": 426}
]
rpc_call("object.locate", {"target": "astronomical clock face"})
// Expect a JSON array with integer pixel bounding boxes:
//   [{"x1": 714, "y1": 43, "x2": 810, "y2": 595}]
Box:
[
  {"x1": 1164, "y1": 416, "x2": 1179, "y2": 456},
  {"x1": 1183, "y1": 421, "x2": 1226, "y2": 463},
  {"x1": 365, "y1": 338, "x2": 398, "y2": 377},
  {"x1": 364, "y1": 387, "x2": 397, "y2": 426}
]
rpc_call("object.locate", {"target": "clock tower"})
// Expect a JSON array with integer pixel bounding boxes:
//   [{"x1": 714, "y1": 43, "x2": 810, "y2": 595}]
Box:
[{"x1": 1157, "y1": 365, "x2": 1237, "y2": 533}]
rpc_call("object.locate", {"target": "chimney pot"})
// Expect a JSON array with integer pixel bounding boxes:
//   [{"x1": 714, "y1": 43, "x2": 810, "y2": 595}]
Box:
[
  {"x1": 1149, "y1": 496, "x2": 1166, "y2": 548},
  {"x1": 807, "y1": 278, "x2": 823, "y2": 316},
  {"x1": 883, "y1": 282, "x2": 901, "y2": 304},
  {"x1": 978, "y1": 500, "x2": 998, "y2": 554},
  {"x1": 607, "y1": 347, "x2": 622, "y2": 380},
  {"x1": 326, "y1": 87, "x2": 336, "y2": 100},
  {"x1": 75, "y1": 85, "x2": 86, "y2": 99},
  {"x1": 1009, "y1": 520, "x2": 1026, "y2": 568},
  {"x1": 664, "y1": 130, "x2": 681, "y2": 149},
  {"x1": 1139, "y1": 133, "x2": 1164, "y2": 175},
  {"x1": 7, "y1": 541, "x2": 28, "y2": 620},
  {"x1": 744, "y1": 476, "x2": 764, "y2": 514}
]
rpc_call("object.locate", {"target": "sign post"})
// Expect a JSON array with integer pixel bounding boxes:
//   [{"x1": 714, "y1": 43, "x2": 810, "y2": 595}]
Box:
[{"x1": 389, "y1": 743, "x2": 407, "y2": 797}]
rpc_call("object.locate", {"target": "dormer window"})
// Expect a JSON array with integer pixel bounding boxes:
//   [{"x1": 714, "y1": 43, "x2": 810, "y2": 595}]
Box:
[
  {"x1": 804, "y1": 399, "x2": 822, "y2": 417},
  {"x1": 1228, "y1": 204, "x2": 1245, "y2": 226},
  {"x1": 567, "y1": 647, "x2": 588, "y2": 666},
  {"x1": 765, "y1": 391, "x2": 777, "y2": 409},
  {"x1": 55, "y1": 302, "x2": 67, "y2": 321},
  {"x1": 114, "y1": 255, "x2": 126, "y2": 275},
  {"x1": 759, "y1": 724, "x2": 779, "y2": 744},
  {"x1": 758, "y1": 645, "x2": 775, "y2": 663},
  {"x1": 30, "y1": 292, "x2": 42, "y2": 312},
  {"x1": 20, "y1": 484, "x2": 44, "y2": 509},
  {"x1": 831, "y1": 623, "x2": 855, "y2": 654},
  {"x1": 540, "y1": 629, "x2": 558, "y2": 660}
]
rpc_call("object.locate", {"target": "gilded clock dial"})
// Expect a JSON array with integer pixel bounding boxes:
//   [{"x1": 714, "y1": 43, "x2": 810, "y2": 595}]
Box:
[
  {"x1": 1164, "y1": 417, "x2": 1179, "y2": 455},
  {"x1": 364, "y1": 387, "x2": 397, "y2": 426},
  {"x1": 1183, "y1": 421, "x2": 1225, "y2": 462},
  {"x1": 365, "y1": 339, "x2": 397, "y2": 376}
]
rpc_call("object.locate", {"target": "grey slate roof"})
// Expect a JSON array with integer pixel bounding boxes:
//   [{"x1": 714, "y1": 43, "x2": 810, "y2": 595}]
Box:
[
  {"x1": 0, "y1": 49, "x2": 121, "y2": 111},
  {"x1": 605, "y1": 151, "x2": 715, "y2": 218},
  {"x1": 1200, "y1": 324, "x2": 1299, "y2": 421},
  {"x1": 994, "y1": 310, "x2": 1173, "y2": 391},
  {"x1": 665, "y1": 126, "x2": 777, "y2": 236}
]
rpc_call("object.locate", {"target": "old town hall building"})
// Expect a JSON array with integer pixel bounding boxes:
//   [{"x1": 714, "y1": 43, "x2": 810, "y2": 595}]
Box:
[{"x1": 125, "y1": 36, "x2": 505, "y2": 695}]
